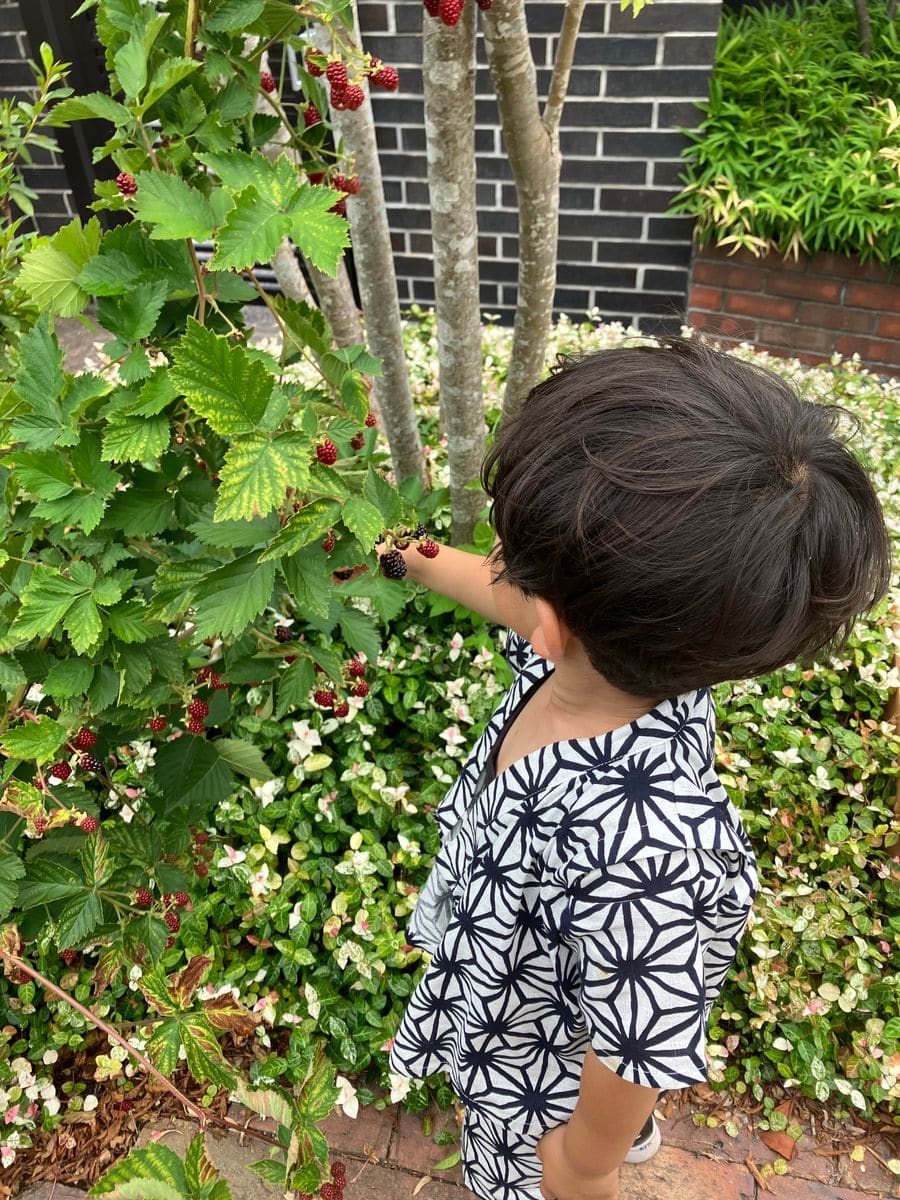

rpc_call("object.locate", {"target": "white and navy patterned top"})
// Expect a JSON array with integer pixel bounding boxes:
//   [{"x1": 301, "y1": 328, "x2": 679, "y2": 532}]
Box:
[{"x1": 390, "y1": 633, "x2": 758, "y2": 1136}]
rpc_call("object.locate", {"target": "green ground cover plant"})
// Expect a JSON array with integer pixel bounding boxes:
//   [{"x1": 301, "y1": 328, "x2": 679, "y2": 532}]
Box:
[
  {"x1": 672, "y1": 0, "x2": 900, "y2": 262},
  {"x1": 1, "y1": 312, "x2": 897, "y2": 1188}
]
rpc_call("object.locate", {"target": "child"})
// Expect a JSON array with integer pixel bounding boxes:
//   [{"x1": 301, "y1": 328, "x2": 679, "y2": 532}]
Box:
[{"x1": 385, "y1": 338, "x2": 890, "y2": 1200}]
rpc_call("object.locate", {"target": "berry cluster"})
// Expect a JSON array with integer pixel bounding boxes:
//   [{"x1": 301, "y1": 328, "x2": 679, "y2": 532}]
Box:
[
  {"x1": 196, "y1": 665, "x2": 228, "y2": 690},
  {"x1": 424, "y1": 0, "x2": 491, "y2": 23},
  {"x1": 299, "y1": 1160, "x2": 347, "y2": 1200},
  {"x1": 193, "y1": 829, "x2": 212, "y2": 877},
  {"x1": 378, "y1": 521, "x2": 440, "y2": 578}
]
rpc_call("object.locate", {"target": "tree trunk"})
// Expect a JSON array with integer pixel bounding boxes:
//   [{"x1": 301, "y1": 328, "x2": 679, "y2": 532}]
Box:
[
  {"x1": 482, "y1": 0, "x2": 587, "y2": 420},
  {"x1": 323, "y1": 9, "x2": 425, "y2": 488},
  {"x1": 423, "y1": 1, "x2": 485, "y2": 545}
]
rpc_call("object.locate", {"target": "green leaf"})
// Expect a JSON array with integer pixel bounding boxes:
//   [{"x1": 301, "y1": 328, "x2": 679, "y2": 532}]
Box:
[
  {"x1": 18, "y1": 860, "x2": 84, "y2": 908},
  {"x1": 89, "y1": 1142, "x2": 187, "y2": 1196},
  {"x1": 341, "y1": 496, "x2": 383, "y2": 549},
  {"x1": 189, "y1": 513, "x2": 278, "y2": 549},
  {"x1": 11, "y1": 450, "x2": 74, "y2": 500},
  {"x1": 363, "y1": 466, "x2": 401, "y2": 527},
  {"x1": 209, "y1": 186, "x2": 288, "y2": 272},
  {"x1": 76, "y1": 250, "x2": 142, "y2": 296},
  {"x1": 286, "y1": 186, "x2": 350, "y2": 277},
  {"x1": 104, "y1": 485, "x2": 174, "y2": 536},
  {"x1": 106, "y1": 602, "x2": 164, "y2": 644},
  {"x1": 192, "y1": 554, "x2": 275, "y2": 639},
  {"x1": 214, "y1": 737, "x2": 273, "y2": 780},
  {"x1": 181, "y1": 1017, "x2": 235, "y2": 1088},
  {"x1": 57, "y1": 890, "x2": 105, "y2": 948},
  {"x1": 281, "y1": 546, "x2": 332, "y2": 621},
  {"x1": 49, "y1": 92, "x2": 132, "y2": 127},
  {"x1": 102, "y1": 415, "x2": 170, "y2": 462},
  {"x1": 170, "y1": 319, "x2": 273, "y2": 435},
  {"x1": 258, "y1": 499, "x2": 341, "y2": 561},
  {"x1": 142, "y1": 57, "x2": 200, "y2": 112},
  {"x1": 205, "y1": 0, "x2": 265, "y2": 30},
  {"x1": 17, "y1": 217, "x2": 101, "y2": 317},
  {"x1": 14, "y1": 316, "x2": 64, "y2": 417},
  {"x1": 6, "y1": 566, "x2": 84, "y2": 646},
  {"x1": 184, "y1": 1135, "x2": 228, "y2": 1197},
  {"x1": 96, "y1": 279, "x2": 168, "y2": 343},
  {"x1": 275, "y1": 658, "x2": 314, "y2": 718},
  {"x1": 248, "y1": 1159, "x2": 287, "y2": 1185},
  {"x1": 133, "y1": 172, "x2": 217, "y2": 241},
  {"x1": 43, "y1": 658, "x2": 94, "y2": 699},
  {"x1": 215, "y1": 432, "x2": 310, "y2": 522},
  {"x1": 337, "y1": 605, "x2": 380, "y2": 664},
  {"x1": 155, "y1": 737, "x2": 234, "y2": 810},
  {"x1": 0, "y1": 852, "x2": 25, "y2": 922},
  {"x1": 63, "y1": 593, "x2": 103, "y2": 655},
  {"x1": 96, "y1": 1181, "x2": 184, "y2": 1200},
  {"x1": 299, "y1": 1061, "x2": 339, "y2": 1122},
  {"x1": 0, "y1": 657, "x2": 27, "y2": 693}
]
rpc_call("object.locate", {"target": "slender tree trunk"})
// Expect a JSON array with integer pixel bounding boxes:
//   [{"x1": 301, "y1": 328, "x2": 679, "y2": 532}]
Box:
[
  {"x1": 482, "y1": 0, "x2": 587, "y2": 420},
  {"x1": 423, "y1": 1, "x2": 485, "y2": 544},
  {"x1": 853, "y1": 0, "x2": 872, "y2": 53},
  {"x1": 322, "y1": 10, "x2": 425, "y2": 487}
]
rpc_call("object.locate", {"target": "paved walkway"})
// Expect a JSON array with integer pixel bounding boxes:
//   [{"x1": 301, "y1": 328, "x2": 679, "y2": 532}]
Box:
[{"x1": 19, "y1": 1097, "x2": 894, "y2": 1200}]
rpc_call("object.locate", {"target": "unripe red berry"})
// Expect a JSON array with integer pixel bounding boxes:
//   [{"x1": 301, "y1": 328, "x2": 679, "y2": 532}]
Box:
[
  {"x1": 115, "y1": 171, "x2": 137, "y2": 196},
  {"x1": 350, "y1": 432, "x2": 365, "y2": 451},
  {"x1": 135, "y1": 888, "x2": 153, "y2": 908},
  {"x1": 320, "y1": 1184, "x2": 342, "y2": 1200},
  {"x1": 187, "y1": 699, "x2": 209, "y2": 720},
  {"x1": 195, "y1": 862, "x2": 209, "y2": 877},
  {"x1": 371, "y1": 64, "x2": 400, "y2": 91},
  {"x1": 60, "y1": 949, "x2": 78, "y2": 966},
  {"x1": 313, "y1": 688, "x2": 335, "y2": 709},
  {"x1": 343, "y1": 85, "x2": 365, "y2": 111},
  {"x1": 34, "y1": 817, "x2": 49, "y2": 835},
  {"x1": 351, "y1": 681, "x2": 369, "y2": 698},
  {"x1": 424, "y1": 0, "x2": 441, "y2": 14},
  {"x1": 187, "y1": 717, "x2": 205, "y2": 735},
  {"x1": 329, "y1": 197, "x2": 347, "y2": 217},
  {"x1": 316, "y1": 439, "x2": 338, "y2": 465},
  {"x1": 194, "y1": 831, "x2": 210, "y2": 846},
  {"x1": 326, "y1": 61, "x2": 347, "y2": 88},
  {"x1": 331, "y1": 1162, "x2": 347, "y2": 1184},
  {"x1": 260, "y1": 70, "x2": 277, "y2": 93},
  {"x1": 74, "y1": 728, "x2": 96, "y2": 750},
  {"x1": 417, "y1": 539, "x2": 440, "y2": 559},
  {"x1": 439, "y1": 0, "x2": 464, "y2": 24},
  {"x1": 304, "y1": 103, "x2": 322, "y2": 128},
  {"x1": 306, "y1": 50, "x2": 324, "y2": 76},
  {"x1": 348, "y1": 658, "x2": 366, "y2": 678},
  {"x1": 165, "y1": 936, "x2": 175, "y2": 949},
  {"x1": 148, "y1": 716, "x2": 167, "y2": 733},
  {"x1": 196, "y1": 666, "x2": 212, "y2": 684},
  {"x1": 174, "y1": 892, "x2": 190, "y2": 908},
  {"x1": 80, "y1": 754, "x2": 103, "y2": 772},
  {"x1": 322, "y1": 531, "x2": 337, "y2": 553},
  {"x1": 476, "y1": 0, "x2": 492, "y2": 8},
  {"x1": 165, "y1": 912, "x2": 180, "y2": 933},
  {"x1": 364, "y1": 413, "x2": 377, "y2": 427},
  {"x1": 80, "y1": 815, "x2": 100, "y2": 834},
  {"x1": 210, "y1": 672, "x2": 227, "y2": 690},
  {"x1": 50, "y1": 761, "x2": 71, "y2": 781},
  {"x1": 275, "y1": 624, "x2": 292, "y2": 643},
  {"x1": 333, "y1": 701, "x2": 350, "y2": 718}
]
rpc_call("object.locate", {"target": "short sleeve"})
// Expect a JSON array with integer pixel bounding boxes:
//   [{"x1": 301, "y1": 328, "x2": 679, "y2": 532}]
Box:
[
  {"x1": 559, "y1": 850, "x2": 733, "y2": 1091},
  {"x1": 503, "y1": 630, "x2": 536, "y2": 675}
]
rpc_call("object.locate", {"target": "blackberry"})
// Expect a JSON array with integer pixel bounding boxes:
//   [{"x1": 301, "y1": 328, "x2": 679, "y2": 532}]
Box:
[
  {"x1": 333, "y1": 701, "x2": 350, "y2": 718},
  {"x1": 416, "y1": 539, "x2": 440, "y2": 559},
  {"x1": 348, "y1": 658, "x2": 366, "y2": 678},
  {"x1": 306, "y1": 51, "x2": 324, "y2": 76},
  {"x1": 325, "y1": 61, "x2": 347, "y2": 88},
  {"x1": 331, "y1": 1162, "x2": 347, "y2": 1184},
  {"x1": 174, "y1": 892, "x2": 190, "y2": 908},
  {"x1": 275, "y1": 625, "x2": 292, "y2": 643},
  {"x1": 165, "y1": 912, "x2": 180, "y2": 933},
  {"x1": 196, "y1": 666, "x2": 212, "y2": 684},
  {"x1": 80, "y1": 754, "x2": 103, "y2": 772},
  {"x1": 371, "y1": 64, "x2": 399, "y2": 90},
  {"x1": 73, "y1": 728, "x2": 96, "y2": 750},
  {"x1": 343, "y1": 84, "x2": 366, "y2": 111},
  {"x1": 135, "y1": 888, "x2": 153, "y2": 908},
  {"x1": 194, "y1": 862, "x2": 209, "y2": 877},
  {"x1": 34, "y1": 817, "x2": 49, "y2": 835},
  {"x1": 186, "y1": 699, "x2": 209, "y2": 720},
  {"x1": 413, "y1": 522, "x2": 428, "y2": 538},
  {"x1": 260, "y1": 70, "x2": 277, "y2": 93},
  {"x1": 186, "y1": 717, "x2": 205, "y2": 735},
  {"x1": 316, "y1": 439, "x2": 338, "y2": 465},
  {"x1": 304, "y1": 103, "x2": 322, "y2": 128},
  {"x1": 165, "y1": 936, "x2": 175, "y2": 949},
  {"x1": 364, "y1": 413, "x2": 377, "y2": 427},
  {"x1": 80, "y1": 815, "x2": 100, "y2": 834},
  {"x1": 320, "y1": 1185, "x2": 342, "y2": 1200},
  {"x1": 50, "y1": 761, "x2": 71, "y2": 781},
  {"x1": 380, "y1": 549, "x2": 407, "y2": 579},
  {"x1": 350, "y1": 432, "x2": 365, "y2": 451},
  {"x1": 115, "y1": 171, "x2": 137, "y2": 196},
  {"x1": 322, "y1": 531, "x2": 337, "y2": 553},
  {"x1": 313, "y1": 689, "x2": 335, "y2": 709},
  {"x1": 148, "y1": 716, "x2": 167, "y2": 733},
  {"x1": 60, "y1": 949, "x2": 78, "y2": 966},
  {"x1": 350, "y1": 681, "x2": 369, "y2": 698}
]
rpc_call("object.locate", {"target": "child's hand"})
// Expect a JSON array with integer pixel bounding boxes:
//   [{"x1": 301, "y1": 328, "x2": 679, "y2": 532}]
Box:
[{"x1": 535, "y1": 1126, "x2": 619, "y2": 1200}]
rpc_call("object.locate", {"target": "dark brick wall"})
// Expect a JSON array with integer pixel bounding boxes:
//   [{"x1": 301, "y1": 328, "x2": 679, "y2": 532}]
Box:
[
  {"x1": 4, "y1": 0, "x2": 723, "y2": 329},
  {"x1": 688, "y1": 244, "x2": 900, "y2": 377}
]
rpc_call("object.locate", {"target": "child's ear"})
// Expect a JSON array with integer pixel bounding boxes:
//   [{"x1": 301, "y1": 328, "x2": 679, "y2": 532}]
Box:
[{"x1": 530, "y1": 598, "x2": 572, "y2": 662}]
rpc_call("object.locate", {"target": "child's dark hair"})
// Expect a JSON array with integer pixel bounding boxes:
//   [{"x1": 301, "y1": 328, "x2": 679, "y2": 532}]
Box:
[{"x1": 482, "y1": 337, "x2": 891, "y2": 697}]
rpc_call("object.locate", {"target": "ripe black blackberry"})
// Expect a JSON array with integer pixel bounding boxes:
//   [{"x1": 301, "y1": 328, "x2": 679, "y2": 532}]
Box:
[
  {"x1": 80, "y1": 754, "x2": 103, "y2": 772},
  {"x1": 413, "y1": 522, "x2": 428, "y2": 539},
  {"x1": 275, "y1": 624, "x2": 292, "y2": 643},
  {"x1": 380, "y1": 549, "x2": 407, "y2": 579}
]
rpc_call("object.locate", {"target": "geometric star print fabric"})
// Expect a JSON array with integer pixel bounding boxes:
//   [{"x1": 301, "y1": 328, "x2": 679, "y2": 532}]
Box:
[{"x1": 390, "y1": 633, "x2": 758, "y2": 1154}]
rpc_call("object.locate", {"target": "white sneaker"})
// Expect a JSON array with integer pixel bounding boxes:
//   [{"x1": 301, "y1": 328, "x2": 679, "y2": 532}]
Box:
[{"x1": 624, "y1": 1114, "x2": 661, "y2": 1164}]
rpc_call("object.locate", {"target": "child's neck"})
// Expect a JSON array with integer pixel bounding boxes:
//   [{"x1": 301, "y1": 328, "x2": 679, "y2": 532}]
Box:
[{"x1": 540, "y1": 640, "x2": 659, "y2": 738}]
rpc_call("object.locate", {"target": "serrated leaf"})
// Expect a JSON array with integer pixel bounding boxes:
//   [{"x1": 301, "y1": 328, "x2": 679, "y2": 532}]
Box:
[
  {"x1": 0, "y1": 715, "x2": 69, "y2": 763},
  {"x1": 363, "y1": 466, "x2": 401, "y2": 526},
  {"x1": 282, "y1": 547, "x2": 332, "y2": 621},
  {"x1": 106, "y1": 602, "x2": 163, "y2": 644},
  {"x1": 133, "y1": 172, "x2": 217, "y2": 241},
  {"x1": 43, "y1": 658, "x2": 94, "y2": 699},
  {"x1": 142, "y1": 57, "x2": 200, "y2": 112},
  {"x1": 102, "y1": 415, "x2": 170, "y2": 462},
  {"x1": 248, "y1": 1158, "x2": 287, "y2": 1185},
  {"x1": 192, "y1": 555, "x2": 275, "y2": 640},
  {"x1": 341, "y1": 496, "x2": 382, "y2": 549},
  {"x1": 17, "y1": 217, "x2": 101, "y2": 317},
  {"x1": 0, "y1": 657, "x2": 27, "y2": 693},
  {"x1": 337, "y1": 605, "x2": 380, "y2": 663},
  {"x1": 258, "y1": 499, "x2": 341, "y2": 561},
  {"x1": 276, "y1": 658, "x2": 314, "y2": 718},
  {"x1": 171, "y1": 955, "x2": 212, "y2": 1007},
  {"x1": 5, "y1": 567, "x2": 84, "y2": 646},
  {"x1": 155, "y1": 734, "x2": 234, "y2": 810},
  {"x1": 11, "y1": 450, "x2": 74, "y2": 499},
  {"x1": 209, "y1": 186, "x2": 288, "y2": 272},
  {"x1": 171, "y1": 319, "x2": 273, "y2": 436},
  {"x1": 17, "y1": 860, "x2": 84, "y2": 908},
  {"x1": 126, "y1": 370, "x2": 178, "y2": 417},
  {"x1": 299, "y1": 1061, "x2": 339, "y2": 1123},
  {"x1": 99, "y1": 1181, "x2": 184, "y2": 1200},
  {"x1": 89, "y1": 1142, "x2": 187, "y2": 1196},
  {"x1": 104, "y1": 485, "x2": 174, "y2": 537},
  {"x1": 205, "y1": 0, "x2": 265, "y2": 30},
  {"x1": 77, "y1": 250, "x2": 148, "y2": 296},
  {"x1": 49, "y1": 92, "x2": 132, "y2": 127},
  {"x1": 144, "y1": 1018, "x2": 183, "y2": 1078},
  {"x1": 181, "y1": 1017, "x2": 235, "y2": 1088},
  {"x1": 307, "y1": 643, "x2": 344, "y2": 683},
  {"x1": 214, "y1": 738, "x2": 273, "y2": 780},
  {"x1": 286, "y1": 186, "x2": 350, "y2": 277},
  {"x1": 14, "y1": 316, "x2": 64, "y2": 417},
  {"x1": 184, "y1": 1134, "x2": 226, "y2": 1195},
  {"x1": 0, "y1": 852, "x2": 25, "y2": 923},
  {"x1": 96, "y1": 279, "x2": 168, "y2": 344},
  {"x1": 214, "y1": 432, "x2": 310, "y2": 522},
  {"x1": 57, "y1": 890, "x2": 105, "y2": 948},
  {"x1": 231, "y1": 1079, "x2": 296, "y2": 1129},
  {"x1": 189, "y1": 513, "x2": 277, "y2": 548},
  {"x1": 63, "y1": 594, "x2": 103, "y2": 654}
]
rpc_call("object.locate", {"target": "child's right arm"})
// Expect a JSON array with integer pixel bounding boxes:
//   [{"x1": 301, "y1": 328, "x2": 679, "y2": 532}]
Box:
[{"x1": 385, "y1": 541, "x2": 539, "y2": 639}]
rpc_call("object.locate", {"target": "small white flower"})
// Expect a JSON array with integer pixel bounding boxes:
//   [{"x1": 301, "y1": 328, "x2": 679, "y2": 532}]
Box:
[
  {"x1": 772, "y1": 747, "x2": 803, "y2": 767},
  {"x1": 83, "y1": 1095, "x2": 98, "y2": 1112},
  {"x1": 120, "y1": 804, "x2": 135, "y2": 824},
  {"x1": 388, "y1": 1072, "x2": 413, "y2": 1103},
  {"x1": 129, "y1": 741, "x2": 156, "y2": 775},
  {"x1": 447, "y1": 633, "x2": 465, "y2": 662},
  {"x1": 217, "y1": 845, "x2": 247, "y2": 869},
  {"x1": 252, "y1": 778, "x2": 284, "y2": 808},
  {"x1": 42, "y1": 1050, "x2": 58, "y2": 1066},
  {"x1": 335, "y1": 1075, "x2": 359, "y2": 1119},
  {"x1": 445, "y1": 677, "x2": 466, "y2": 698}
]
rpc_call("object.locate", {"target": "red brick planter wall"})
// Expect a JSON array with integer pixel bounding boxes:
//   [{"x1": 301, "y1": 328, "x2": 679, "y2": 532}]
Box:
[{"x1": 687, "y1": 244, "x2": 900, "y2": 376}]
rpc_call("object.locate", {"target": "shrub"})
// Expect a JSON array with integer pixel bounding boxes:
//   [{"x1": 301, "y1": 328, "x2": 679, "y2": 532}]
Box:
[{"x1": 672, "y1": 0, "x2": 900, "y2": 263}]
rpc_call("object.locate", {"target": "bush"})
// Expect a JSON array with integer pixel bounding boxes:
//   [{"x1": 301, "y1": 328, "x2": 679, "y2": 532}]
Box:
[
  {"x1": 672, "y1": 0, "x2": 900, "y2": 263},
  {"x1": 2, "y1": 314, "x2": 897, "y2": 1183}
]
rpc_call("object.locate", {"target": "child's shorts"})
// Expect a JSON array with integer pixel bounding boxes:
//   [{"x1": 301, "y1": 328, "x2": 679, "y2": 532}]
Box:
[{"x1": 461, "y1": 1105, "x2": 548, "y2": 1200}]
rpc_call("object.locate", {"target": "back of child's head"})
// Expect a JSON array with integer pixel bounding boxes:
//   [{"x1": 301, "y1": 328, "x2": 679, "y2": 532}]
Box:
[{"x1": 482, "y1": 337, "x2": 891, "y2": 697}]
